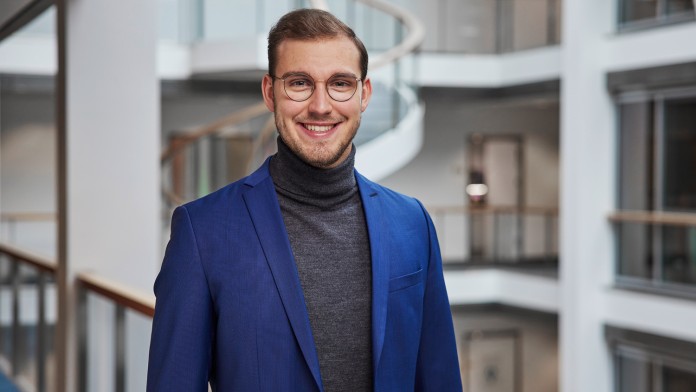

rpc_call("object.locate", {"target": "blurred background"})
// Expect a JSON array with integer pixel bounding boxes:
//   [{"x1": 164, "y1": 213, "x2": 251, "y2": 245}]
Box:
[{"x1": 0, "y1": 0, "x2": 695, "y2": 391}]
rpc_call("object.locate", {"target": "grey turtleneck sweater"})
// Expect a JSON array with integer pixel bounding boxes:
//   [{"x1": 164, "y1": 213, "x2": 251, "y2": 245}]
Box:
[{"x1": 269, "y1": 138, "x2": 373, "y2": 392}]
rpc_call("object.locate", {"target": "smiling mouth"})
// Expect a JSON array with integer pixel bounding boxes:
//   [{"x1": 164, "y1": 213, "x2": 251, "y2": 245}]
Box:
[{"x1": 303, "y1": 123, "x2": 337, "y2": 133}]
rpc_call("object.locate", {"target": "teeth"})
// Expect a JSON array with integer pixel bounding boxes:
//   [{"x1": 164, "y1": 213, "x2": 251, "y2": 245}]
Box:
[{"x1": 305, "y1": 124, "x2": 333, "y2": 132}]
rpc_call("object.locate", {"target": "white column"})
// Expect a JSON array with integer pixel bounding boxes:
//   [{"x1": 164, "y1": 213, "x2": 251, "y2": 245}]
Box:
[
  {"x1": 559, "y1": 0, "x2": 617, "y2": 391},
  {"x1": 57, "y1": 0, "x2": 160, "y2": 390}
]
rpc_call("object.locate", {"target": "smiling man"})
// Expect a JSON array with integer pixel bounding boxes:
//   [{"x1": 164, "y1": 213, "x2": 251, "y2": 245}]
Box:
[{"x1": 147, "y1": 9, "x2": 461, "y2": 392}]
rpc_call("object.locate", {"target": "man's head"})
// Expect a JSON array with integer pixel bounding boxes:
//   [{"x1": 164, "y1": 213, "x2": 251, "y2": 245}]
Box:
[
  {"x1": 262, "y1": 9, "x2": 372, "y2": 169},
  {"x1": 267, "y1": 9, "x2": 369, "y2": 81}
]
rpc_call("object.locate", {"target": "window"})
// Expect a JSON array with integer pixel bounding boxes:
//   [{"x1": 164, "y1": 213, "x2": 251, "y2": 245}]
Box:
[
  {"x1": 619, "y1": 0, "x2": 695, "y2": 30},
  {"x1": 607, "y1": 326, "x2": 696, "y2": 392},
  {"x1": 615, "y1": 88, "x2": 696, "y2": 293}
]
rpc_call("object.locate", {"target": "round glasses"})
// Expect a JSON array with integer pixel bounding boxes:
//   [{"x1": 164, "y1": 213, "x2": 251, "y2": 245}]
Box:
[{"x1": 272, "y1": 73, "x2": 361, "y2": 102}]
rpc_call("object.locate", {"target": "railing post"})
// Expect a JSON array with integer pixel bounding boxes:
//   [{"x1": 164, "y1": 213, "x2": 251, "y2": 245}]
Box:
[
  {"x1": 11, "y1": 259, "x2": 20, "y2": 377},
  {"x1": 115, "y1": 305, "x2": 126, "y2": 392},
  {"x1": 516, "y1": 211, "x2": 524, "y2": 262},
  {"x1": 493, "y1": 211, "x2": 500, "y2": 262},
  {"x1": 77, "y1": 284, "x2": 88, "y2": 392},
  {"x1": 37, "y1": 271, "x2": 47, "y2": 392},
  {"x1": 545, "y1": 212, "x2": 553, "y2": 261}
]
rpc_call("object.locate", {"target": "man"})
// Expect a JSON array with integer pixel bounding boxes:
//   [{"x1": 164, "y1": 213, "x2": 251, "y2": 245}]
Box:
[{"x1": 148, "y1": 9, "x2": 461, "y2": 392}]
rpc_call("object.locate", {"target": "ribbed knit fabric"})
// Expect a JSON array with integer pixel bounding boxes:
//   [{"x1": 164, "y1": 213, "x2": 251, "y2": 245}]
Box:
[{"x1": 269, "y1": 138, "x2": 373, "y2": 392}]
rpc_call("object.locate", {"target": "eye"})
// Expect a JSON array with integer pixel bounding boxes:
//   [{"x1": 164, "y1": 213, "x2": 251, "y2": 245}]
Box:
[
  {"x1": 329, "y1": 78, "x2": 355, "y2": 90},
  {"x1": 285, "y1": 76, "x2": 313, "y2": 89}
]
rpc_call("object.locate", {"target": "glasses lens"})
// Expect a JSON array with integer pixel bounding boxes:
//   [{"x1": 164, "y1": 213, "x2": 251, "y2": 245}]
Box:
[
  {"x1": 283, "y1": 75, "x2": 314, "y2": 101},
  {"x1": 327, "y1": 76, "x2": 358, "y2": 102}
]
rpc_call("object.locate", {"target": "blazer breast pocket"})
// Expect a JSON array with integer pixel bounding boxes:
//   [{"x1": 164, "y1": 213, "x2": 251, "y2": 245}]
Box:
[{"x1": 388, "y1": 268, "x2": 424, "y2": 292}]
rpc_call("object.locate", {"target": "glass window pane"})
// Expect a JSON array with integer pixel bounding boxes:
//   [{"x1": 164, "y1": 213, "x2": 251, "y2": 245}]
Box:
[
  {"x1": 663, "y1": 97, "x2": 696, "y2": 211},
  {"x1": 618, "y1": 222, "x2": 654, "y2": 280},
  {"x1": 666, "y1": 0, "x2": 695, "y2": 16},
  {"x1": 619, "y1": 101, "x2": 654, "y2": 211},
  {"x1": 621, "y1": 0, "x2": 659, "y2": 23},
  {"x1": 661, "y1": 226, "x2": 696, "y2": 286},
  {"x1": 663, "y1": 364, "x2": 696, "y2": 392},
  {"x1": 617, "y1": 353, "x2": 652, "y2": 392}
]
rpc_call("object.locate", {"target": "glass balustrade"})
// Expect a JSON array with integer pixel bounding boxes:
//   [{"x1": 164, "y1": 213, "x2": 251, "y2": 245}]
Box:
[{"x1": 428, "y1": 206, "x2": 559, "y2": 266}]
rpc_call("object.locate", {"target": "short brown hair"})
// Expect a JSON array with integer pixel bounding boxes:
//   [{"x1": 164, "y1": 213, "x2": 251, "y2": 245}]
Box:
[{"x1": 267, "y1": 9, "x2": 369, "y2": 80}]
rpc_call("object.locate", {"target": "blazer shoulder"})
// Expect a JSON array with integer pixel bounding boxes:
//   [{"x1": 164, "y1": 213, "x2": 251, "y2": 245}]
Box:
[
  {"x1": 356, "y1": 171, "x2": 427, "y2": 219},
  {"x1": 180, "y1": 158, "x2": 272, "y2": 219}
]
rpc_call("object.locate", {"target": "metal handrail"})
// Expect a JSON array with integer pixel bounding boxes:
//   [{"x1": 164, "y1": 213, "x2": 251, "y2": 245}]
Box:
[
  {"x1": 77, "y1": 272, "x2": 155, "y2": 317},
  {"x1": 0, "y1": 212, "x2": 56, "y2": 222},
  {"x1": 160, "y1": 101, "x2": 269, "y2": 163},
  {"x1": 608, "y1": 210, "x2": 696, "y2": 227},
  {"x1": 0, "y1": 241, "x2": 57, "y2": 273}
]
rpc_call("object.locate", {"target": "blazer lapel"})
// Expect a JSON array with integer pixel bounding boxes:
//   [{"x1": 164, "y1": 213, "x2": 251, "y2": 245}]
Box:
[
  {"x1": 242, "y1": 161, "x2": 323, "y2": 392},
  {"x1": 356, "y1": 172, "x2": 390, "y2": 371}
]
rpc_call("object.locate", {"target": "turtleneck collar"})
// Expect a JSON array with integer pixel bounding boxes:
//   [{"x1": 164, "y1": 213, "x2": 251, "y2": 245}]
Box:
[{"x1": 269, "y1": 137, "x2": 358, "y2": 208}]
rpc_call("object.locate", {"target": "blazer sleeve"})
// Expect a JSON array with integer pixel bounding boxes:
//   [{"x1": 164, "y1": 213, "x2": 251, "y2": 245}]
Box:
[
  {"x1": 414, "y1": 201, "x2": 463, "y2": 391},
  {"x1": 147, "y1": 206, "x2": 214, "y2": 392}
]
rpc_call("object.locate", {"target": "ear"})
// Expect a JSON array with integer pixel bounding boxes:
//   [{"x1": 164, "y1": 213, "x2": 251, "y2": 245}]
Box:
[
  {"x1": 261, "y1": 74, "x2": 275, "y2": 112},
  {"x1": 360, "y1": 77, "x2": 372, "y2": 112}
]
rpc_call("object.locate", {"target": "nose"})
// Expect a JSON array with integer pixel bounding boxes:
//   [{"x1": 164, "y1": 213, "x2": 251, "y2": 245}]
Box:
[{"x1": 307, "y1": 82, "x2": 332, "y2": 115}]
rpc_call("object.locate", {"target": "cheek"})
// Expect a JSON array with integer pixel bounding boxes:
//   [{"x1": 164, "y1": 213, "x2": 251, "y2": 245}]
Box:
[{"x1": 277, "y1": 102, "x2": 305, "y2": 119}]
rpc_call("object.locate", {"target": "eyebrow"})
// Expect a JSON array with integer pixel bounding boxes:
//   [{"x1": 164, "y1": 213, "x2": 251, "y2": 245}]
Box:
[{"x1": 279, "y1": 71, "x2": 359, "y2": 79}]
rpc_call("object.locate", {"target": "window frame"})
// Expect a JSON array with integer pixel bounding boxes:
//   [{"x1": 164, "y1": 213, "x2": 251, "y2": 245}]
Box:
[
  {"x1": 613, "y1": 86, "x2": 696, "y2": 298},
  {"x1": 617, "y1": 0, "x2": 695, "y2": 32}
]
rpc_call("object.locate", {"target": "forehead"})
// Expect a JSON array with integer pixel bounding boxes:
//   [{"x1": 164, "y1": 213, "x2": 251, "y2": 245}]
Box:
[{"x1": 275, "y1": 37, "x2": 361, "y2": 77}]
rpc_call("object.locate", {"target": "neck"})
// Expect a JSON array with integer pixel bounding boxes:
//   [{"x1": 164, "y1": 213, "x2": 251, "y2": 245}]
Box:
[{"x1": 269, "y1": 137, "x2": 358, "y2": 206}]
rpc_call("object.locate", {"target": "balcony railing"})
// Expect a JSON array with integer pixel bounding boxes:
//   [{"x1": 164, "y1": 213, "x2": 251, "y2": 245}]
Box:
[
  {"x1": 610, "y1": 210, "x2": 696, "y2": 298},
  {"x1": 76, "y1": 273, "x2": 154, "y2": 392},
  {"x1": 0, "y1": 242, "x2": 57, "y2": 392},
  {"x1": 428, "y1": 205, "x2": 559, "y2": 267}
]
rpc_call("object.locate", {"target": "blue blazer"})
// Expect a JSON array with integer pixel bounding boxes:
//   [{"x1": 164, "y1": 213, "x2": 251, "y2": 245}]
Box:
[{"x1": 147, "y1": 159, "x2": 462, "y2": 391}]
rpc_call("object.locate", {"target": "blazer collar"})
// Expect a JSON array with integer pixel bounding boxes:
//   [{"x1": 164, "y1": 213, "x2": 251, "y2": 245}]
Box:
[
  {"x1": 355, "y1": 172, "x2": 389, "y2": 371},
  {"x1": 242, "y1": 158, "x2": 324, "y2": 391}
]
